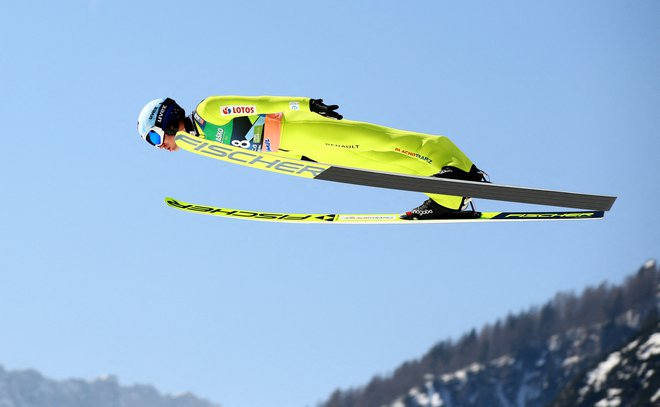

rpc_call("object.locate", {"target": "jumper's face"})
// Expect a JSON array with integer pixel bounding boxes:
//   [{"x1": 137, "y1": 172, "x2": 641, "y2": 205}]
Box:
[{"x1": 159, "y1": 134, "x2": 179, "y2": 151}]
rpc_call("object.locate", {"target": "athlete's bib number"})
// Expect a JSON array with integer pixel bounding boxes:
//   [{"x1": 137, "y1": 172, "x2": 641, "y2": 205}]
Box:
[{"x1": 231, "y1": 140, "x2": 251, "y2": 149}]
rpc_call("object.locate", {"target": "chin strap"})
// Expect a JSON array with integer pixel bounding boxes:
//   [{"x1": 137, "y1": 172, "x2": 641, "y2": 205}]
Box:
[{"x1": 183, "y1": 115, "x2": 199, "y2": 137}]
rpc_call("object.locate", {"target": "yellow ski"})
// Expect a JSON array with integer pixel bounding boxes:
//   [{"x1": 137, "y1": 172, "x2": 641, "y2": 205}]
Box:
[{"x1": 165, "y1": 197, "x2": 605, "y2": 224}]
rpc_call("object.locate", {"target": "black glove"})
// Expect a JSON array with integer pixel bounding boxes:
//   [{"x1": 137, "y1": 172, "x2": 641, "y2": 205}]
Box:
[{"x1": 309, "y1": 98, "x2": 343, "y2": 120}]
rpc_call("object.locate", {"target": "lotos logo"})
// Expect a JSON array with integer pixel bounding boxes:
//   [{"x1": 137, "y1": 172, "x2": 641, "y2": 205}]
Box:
[{"x1": 221, "y1": 105, "x2": 257, "y2": 115}]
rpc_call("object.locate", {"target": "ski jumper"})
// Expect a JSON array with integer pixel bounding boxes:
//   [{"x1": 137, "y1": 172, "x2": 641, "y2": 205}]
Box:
[{"x1": 188, "y1": 96, "x2": 476, "y2": 209}]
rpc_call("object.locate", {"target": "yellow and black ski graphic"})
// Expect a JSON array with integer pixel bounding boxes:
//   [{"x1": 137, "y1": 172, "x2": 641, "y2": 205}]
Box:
[
  {"x1": 174, "y1": 132, "x2": 616, "y2": 211},
  {"x1": 165, "y1": 197, "x2": 605, "y2": 224}
]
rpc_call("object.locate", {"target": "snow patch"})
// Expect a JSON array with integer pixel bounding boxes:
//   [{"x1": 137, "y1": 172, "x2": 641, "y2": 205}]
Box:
[
  {"x1": 594, "y1": 389, "x2": 622, "y2": 407},
  {"x1": 429, "y1": 392, "x2": 443, "y2": 407},
  {"x1": 491, "y1": 355, "x2": 515, "y2": 368},
  {"x1": 595, "y1": 397, "x2": 621, "y2": 407},
  {"x1": 651, "y1": 387, "x2": 660, "y2": 403},
  {"x1": 413, "y1": 391, "x2": 429, "y2": 406},
  {"x1": 562, "y1": 355, "x2": 580, "y2": 367},
  {"x1": 440, "y1": 363, "x2": 483, "y2": 383},
  {"x1": 404, "y1": 385, "x2": 443, "y2": 407},
  {"x1": 616, "y1": 310, "x2": 641, "y2": 328},
  {"x1": 92, "y1": 374, "x2": 117, "y2": 383},
  {"x1": 636, "y1": 333, "x2": 660, "y2": 360},
  {"x1": 548, "y1": 335, "x2": 561, "y2": 351},
  {"x1": 622, "y1": 339, "x2": 640, "y2": 353},
  {"x1": 644, "y1": 369, "x2": 654, "y2": 380},
  {"x1": 584, "y1": 351, "x2": 621, "y2": 392}
]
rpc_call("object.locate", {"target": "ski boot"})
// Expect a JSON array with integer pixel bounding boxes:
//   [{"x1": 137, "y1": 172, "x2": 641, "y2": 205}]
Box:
[
  {"x1": 400, "y1": 165, "x2": 488, "y2": 220},
  {"x1": 400, "y1": 198, "x2": 482, "y2": 220},
  {"x1": 434, "y1": 164, "x2": 488, "y2": 183}
]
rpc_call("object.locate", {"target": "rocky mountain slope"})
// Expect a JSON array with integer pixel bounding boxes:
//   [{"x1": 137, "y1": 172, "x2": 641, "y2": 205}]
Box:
[
  {"x1": 0, "y1": 367, "x2": 220, "y2": 407},
  {"x1": 322, "y1": 260, "x2": 659, "y2": 407}
]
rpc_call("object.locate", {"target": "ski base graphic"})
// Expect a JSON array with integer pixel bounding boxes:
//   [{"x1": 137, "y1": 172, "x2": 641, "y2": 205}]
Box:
[{"x1": 165, "y1": 197, "x2": 605, "y2": 224}]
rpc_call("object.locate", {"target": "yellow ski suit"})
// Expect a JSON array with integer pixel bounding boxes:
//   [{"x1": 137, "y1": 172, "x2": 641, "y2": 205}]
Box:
[{"x1": 190, "y1": 95, "x2": 476, "y2": 209}]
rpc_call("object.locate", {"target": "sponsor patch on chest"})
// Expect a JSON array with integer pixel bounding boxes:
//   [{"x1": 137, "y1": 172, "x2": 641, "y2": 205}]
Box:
[{"x1": 221, "y1": 105, "x2": 257, "y2": 115}]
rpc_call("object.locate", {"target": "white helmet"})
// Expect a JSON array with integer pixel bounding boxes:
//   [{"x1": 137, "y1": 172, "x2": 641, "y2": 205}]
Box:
[{"x1": 137, "y1": 98, "x2": 185, "y2": 146}]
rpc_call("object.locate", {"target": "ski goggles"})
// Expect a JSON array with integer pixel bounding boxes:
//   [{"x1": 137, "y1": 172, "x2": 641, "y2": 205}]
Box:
[
  {"x1": 144, "y1": 125, "x2": 178, "y2": 147},
  {"x1": 144, "y1": 127, "x2": 166, "y2": 147}
]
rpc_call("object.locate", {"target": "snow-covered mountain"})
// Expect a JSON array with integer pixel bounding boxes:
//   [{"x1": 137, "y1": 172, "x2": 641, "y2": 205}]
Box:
[
  {"x1": 550, "y1": 322, "x2": 659, "y2": 407},
  {"x1": 1, "y1": 260, "x2": 657, "y2": 407},
  {"x1": 385, "y1": 315, "x2": 657, "y2": 407},
  {"x1": 0, "y1": 367, "x2": 220, "y2": 407},
  {"x1": 322, "y1": 260, "x2": 659, "y2": 407}
]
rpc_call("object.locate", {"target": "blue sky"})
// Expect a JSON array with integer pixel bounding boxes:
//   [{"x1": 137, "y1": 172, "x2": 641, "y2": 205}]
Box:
[{"x1": 0, "y1": 1, "x2": 658, "y2": 406}]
